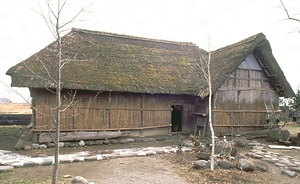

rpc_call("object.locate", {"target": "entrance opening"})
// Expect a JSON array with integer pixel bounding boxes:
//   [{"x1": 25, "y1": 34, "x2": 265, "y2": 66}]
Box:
[{"x1": 171, "y1": 105, "x2": 182, "y2": 132}]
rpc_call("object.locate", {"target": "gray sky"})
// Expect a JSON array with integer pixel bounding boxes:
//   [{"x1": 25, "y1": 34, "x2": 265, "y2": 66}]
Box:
[{"x1": 1, "y1": 0, "x2": 299, "y2": 103}]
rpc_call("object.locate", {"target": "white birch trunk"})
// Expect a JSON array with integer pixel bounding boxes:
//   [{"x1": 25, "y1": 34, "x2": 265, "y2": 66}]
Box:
[
  {"x1": 52, "y1": 24, "x2": 62, "y2": 184},
  {"x1": 197, "y1": 49, "x2": 215, "y2": 170},
  {"x1": 207, "y1": 52, "x2": 215, "y2": 171}
]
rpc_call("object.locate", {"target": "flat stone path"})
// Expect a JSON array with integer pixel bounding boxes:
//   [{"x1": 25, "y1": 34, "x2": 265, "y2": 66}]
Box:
[
  {"x1": 246, "y1": 140, "x2": 300, "y2": 178},
  {"x1": 268, "y1": 145, "x2": 300, "y2": 150},
  {"x1": 0, "y1": 146, "x2": 192, "y2": 172}
]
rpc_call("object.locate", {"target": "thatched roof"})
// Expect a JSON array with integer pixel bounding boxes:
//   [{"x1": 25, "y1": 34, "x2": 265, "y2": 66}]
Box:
[
  {"x1": 207, "y1": 33, "x2": 295, "y2": 97},
  {"x1": 6, "y1": 28, "x2": 294, "y2": 97}
]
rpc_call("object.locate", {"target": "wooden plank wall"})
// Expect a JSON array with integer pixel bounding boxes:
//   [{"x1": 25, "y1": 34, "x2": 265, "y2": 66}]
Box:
[
  {"x1": 34, "y1": 90, "x2": 55, "y2": 130},
  {"x1": 70, "y1": 91, "x2": 109, "y2": 130},
  {"x1": 32, "y1": 90, "x2": 174, "y2": 132},
  {"x1": 143, "y1": 94, "x2": 171, "y2": 128},
  {"x1": 109, "y1": 92, "x2": 142, "y2": 129},
  {"x1": 213, "y1": 68, "x2": 279, "y2": 135},
  {"x1": 172, "y1": 95, "x2": 198, "y2": 133}
]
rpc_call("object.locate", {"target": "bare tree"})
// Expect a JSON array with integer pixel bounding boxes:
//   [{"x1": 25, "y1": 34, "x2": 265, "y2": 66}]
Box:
[
  {"x1": 280, "y1": 0, "x2": 300, "y2": 23},
  {"x1": 196, "y1": 44, "x2": 215, "y2": 171},
  {"x1": 279, "y1": 0, "x2": 299, "y2": 122},
  {"x1": 36, "y1": 1, "x2": 85, "y2": 183}
]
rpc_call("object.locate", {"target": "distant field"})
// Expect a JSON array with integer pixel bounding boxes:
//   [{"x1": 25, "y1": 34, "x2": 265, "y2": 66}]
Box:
[{"x1": 0, "y1": 103, "x2": 31, "y2": 114}]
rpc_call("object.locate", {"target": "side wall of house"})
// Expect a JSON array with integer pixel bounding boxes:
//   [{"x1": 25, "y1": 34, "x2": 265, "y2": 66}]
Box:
[
  {"x1": 213, "y1": 54, "x2": 279, "y2": 135},
  {"x1": 31, "y1": 89, "x2": 199, "y2": 136}
]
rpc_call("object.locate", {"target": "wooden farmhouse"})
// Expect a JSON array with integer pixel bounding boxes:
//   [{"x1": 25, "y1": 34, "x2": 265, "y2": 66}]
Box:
[{"x1": 6, "y1": 28, "x2": 294, "y2": 140}]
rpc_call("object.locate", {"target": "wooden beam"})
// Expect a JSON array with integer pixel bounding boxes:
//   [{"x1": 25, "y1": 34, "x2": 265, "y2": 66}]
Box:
[
  {"x1": 214, "y1": 124, "x2": 267, "y2": 127},
  {"x1": 75, "y1": 107, "x2": 172, "y2": 111},
  {"x1": 33, "y1": 124, "x2": 172, "y2": 132},
  {"x1": 228, "y1": 76, "x2": 268, "y2": 81},
  {"x1": 262, "y1": 66, "x2": 271, "y2": 69},
  {"x1": 218, "y1": 87, "x2": 274, "y2": 92},
  {"x1": 39, "y1": 131, "x2": 128, "y2": 143},
  {"x1": 213, "y1": 109, "x2": 282, "y2": 113}
]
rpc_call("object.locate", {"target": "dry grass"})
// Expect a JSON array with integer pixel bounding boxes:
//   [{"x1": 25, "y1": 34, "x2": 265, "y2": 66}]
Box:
[
  {"x1": 284, "y1": 122, "x2": 300, "y2": 137},
  {"x1": 0, "y1": 125, "x2": 26, "y2": 151},
  {"x1": 0, "y1": 103, "x2": 31, "y2": 114}
]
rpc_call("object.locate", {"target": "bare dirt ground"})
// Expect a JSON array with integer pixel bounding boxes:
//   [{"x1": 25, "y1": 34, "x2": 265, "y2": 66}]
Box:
[
  {"x1": 1, "y1": 150, "x2": 300, "y2": 184},
  {"x1": 1, "y1": 131, "x2": 300, "y2": 184},
  {"x1": 1, "y1": 154, "x2": 188, "y2": 184},
  {"x1": 0, "y1": 102, "x2": 299, "y2": 184}
]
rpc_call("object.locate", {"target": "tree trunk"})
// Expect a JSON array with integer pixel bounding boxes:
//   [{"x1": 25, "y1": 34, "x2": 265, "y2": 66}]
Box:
[
  {"x1": 52, "y1": 28, "x2": 62, "y2": 184},
  {"x1": 207, "y1": 52, "x2": 215, "y2": 171}
]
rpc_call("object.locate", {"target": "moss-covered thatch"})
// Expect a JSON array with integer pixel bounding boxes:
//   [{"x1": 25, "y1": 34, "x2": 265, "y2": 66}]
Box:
[
  {"x1": 208, "y1": 33, "x2": 294, "y2": 97},
  {"x1": 6, "y1": 28, "x2": 294, "y2": 97}
]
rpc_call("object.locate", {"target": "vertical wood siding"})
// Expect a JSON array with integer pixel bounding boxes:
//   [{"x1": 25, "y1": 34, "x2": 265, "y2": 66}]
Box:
[
  {"x1": 143, "y1": 94, "x2": 171, "y2": 127},
  {"x1": 34, "y1": 90, "x2": 55, "y2": 130},
  {"x1": 213, "y1": 68, "x2": 279, "y2": 135},
  {"x1": 172, "y1": 96, "x2": 198, "y2": 133},
  {"x1": 33, "y1": 90, "x2": 192, "y2": 132}
]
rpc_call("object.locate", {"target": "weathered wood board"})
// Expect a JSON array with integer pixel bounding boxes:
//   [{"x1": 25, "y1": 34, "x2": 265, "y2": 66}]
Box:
[
  {"x1": 268, "y1": 145, "x2": 300, "y2": 150},
  {"x1": 39, "y1": 131, "x2": 129, "y2": 143}
]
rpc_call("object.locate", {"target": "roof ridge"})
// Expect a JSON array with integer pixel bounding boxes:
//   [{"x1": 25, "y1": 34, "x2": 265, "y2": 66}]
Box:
[
  {"x1": 212, "y1": 33, "x2": 265, "y2": 53},
  {"x1": 72, "y1": 28, "x2": 198, "y2": 47}
]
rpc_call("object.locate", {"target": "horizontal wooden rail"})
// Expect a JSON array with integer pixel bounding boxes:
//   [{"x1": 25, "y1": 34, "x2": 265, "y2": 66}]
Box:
[
  {"x1": 227, "y1": 76, "x2": 268, "y2": 81},
  {"x1": 218, "y1": 87, "x2": 274, "y2": 92},
  {"x1": 213, "y1": 124, "x2": 267, "y2": 127},
  {"x1": 32, "y1": 124, "x2": 172, "y2": 132},
  {"x1": 74, "y1": 107, "x2": 172, "y2": 111},
  {"x1": 213, "y1": 110, "x2": 282, "y2": 113}
]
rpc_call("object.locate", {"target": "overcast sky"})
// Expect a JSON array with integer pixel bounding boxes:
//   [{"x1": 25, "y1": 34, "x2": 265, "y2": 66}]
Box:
[{"x1": 0, "y1": 0, "x2": 299, "y2": 103}]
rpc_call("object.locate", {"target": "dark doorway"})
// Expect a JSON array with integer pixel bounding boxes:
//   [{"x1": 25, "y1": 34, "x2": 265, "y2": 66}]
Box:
[{"x1": 171, "y1": 105, "x2": 182, "y2": 132}]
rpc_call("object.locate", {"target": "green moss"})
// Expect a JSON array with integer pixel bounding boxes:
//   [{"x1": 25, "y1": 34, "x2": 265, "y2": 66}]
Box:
[{"x1": 6, "y1": 29, "x2": 294, "y2": 97}]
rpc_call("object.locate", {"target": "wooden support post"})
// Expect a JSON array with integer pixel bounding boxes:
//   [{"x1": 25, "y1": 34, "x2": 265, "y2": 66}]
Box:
[
  {"x1": 108, "y1": 91, "x2": 111, "y2": 128},
  {"x1": 72, "y1": 107, "x2": 75, "y2": 129},
  {"x1": 141, "y1": 94, "x2": 145, "y2": 128}
]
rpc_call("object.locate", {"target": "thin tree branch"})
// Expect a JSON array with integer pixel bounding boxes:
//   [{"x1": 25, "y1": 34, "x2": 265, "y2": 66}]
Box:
[
  {"x1": 20, "y1": 59, "x2": 56, "y2": 85},
  {"x1": 280, "y1": 0, "x2": 300, "y2": 23},
  {"x1": 35, "y1": 56, "x2": 57, "y2": 84},
  {"x1": 59, "y1": 8, "x2": 84, "y2": 29},
  {"x1": 0, "y1": 81, "x2": 31, "y2": 104},
  {"x1": 39, "y1": 2, "x2": 57, "y2": 39},
  {"x1": 60, "y1": 90, "x2": 77, "y2": 112},
  {"x1": 0, "y1": 80, "x2": 57, "y2": 119}
]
